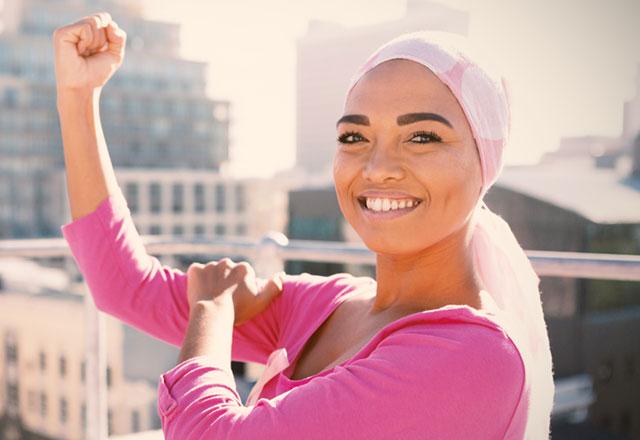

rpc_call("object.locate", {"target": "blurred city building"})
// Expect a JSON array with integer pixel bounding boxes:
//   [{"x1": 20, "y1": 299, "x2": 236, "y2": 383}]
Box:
[
  {"x1": 484, "y1": 92, "x2": 640, "y2": 438},
  {"x1": 0, "y1": 0, "x2": 230, "y2": 238},
  {"x1": 294, "y1": 0, "x2": 469, "y2": 178},
  {"x1": 0, "y1": 259, "x2": 157, "y2": 439}
]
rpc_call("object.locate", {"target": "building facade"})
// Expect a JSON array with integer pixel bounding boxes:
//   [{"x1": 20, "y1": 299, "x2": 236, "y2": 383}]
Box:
[
  {"x1": 0, "y1": 0, "x2": 230, "y2": 238},
  {"x1": 0, "y1": 283, "x2": 157, "y2": 439}
]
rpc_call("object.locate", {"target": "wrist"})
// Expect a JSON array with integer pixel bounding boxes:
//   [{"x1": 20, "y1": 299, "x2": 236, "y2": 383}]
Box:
[
  {"x1": 56, "y1": 87, "x2": 101, "y2": 111},
  {"x1": 191, "y1": 296, "x2": 234, "y2": 314}
]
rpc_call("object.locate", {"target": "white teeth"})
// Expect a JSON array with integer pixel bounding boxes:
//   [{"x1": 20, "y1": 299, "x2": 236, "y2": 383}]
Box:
[{"x1": 362, "y1": 197, "x2": 420, "y2": 212}]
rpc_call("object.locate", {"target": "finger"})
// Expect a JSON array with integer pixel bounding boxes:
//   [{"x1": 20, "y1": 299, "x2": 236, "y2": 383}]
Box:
[
  {"x1": 218, "y1": 257, "x2": 236, "y2": 268},
  {"x1": 85, "y1": 15, "x2": 108, "y2": 52},
  {"x1": 76, "y1": 22, "x2": 93, "y2": 55},
  {"x1": 105, "y1": 21, "x2": 126, "y2": 56}
]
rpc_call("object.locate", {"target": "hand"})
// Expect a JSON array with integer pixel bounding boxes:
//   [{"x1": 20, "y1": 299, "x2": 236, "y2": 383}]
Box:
[
  {"x1": 53, "y1": 11, "x2": 126, "y2": 92},
  {"x1": 186, "y1": 258, "x2": 285, "y2": 326}
]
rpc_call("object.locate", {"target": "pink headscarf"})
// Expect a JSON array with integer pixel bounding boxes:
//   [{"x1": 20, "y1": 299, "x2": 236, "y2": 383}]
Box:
[{"x1": 343, "y1": 31, "x2": 555, "y2": 438}]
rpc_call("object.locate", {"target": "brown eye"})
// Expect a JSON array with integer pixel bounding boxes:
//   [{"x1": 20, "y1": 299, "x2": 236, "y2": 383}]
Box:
[
  {"x1": 409, "y1": 131, "x2": 442, "y2": 144},
  {"x1": 337, "y1": 131, "x2": 366, "y2": 144}
]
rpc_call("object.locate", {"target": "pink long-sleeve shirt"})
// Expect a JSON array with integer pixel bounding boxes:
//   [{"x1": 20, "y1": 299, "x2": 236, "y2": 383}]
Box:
[{"x1": 61, "y1": 189, "x2": 529, "y2": 439}]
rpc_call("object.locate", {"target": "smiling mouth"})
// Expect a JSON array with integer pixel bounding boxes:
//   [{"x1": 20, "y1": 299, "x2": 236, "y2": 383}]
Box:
[{"x1": 356, "y1": 196, "x2": 423, "y2": 214}]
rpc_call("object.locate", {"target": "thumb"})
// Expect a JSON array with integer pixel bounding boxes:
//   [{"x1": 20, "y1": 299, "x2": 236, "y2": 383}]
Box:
[{"x1": 257, "y1": 272, "x2": 285, "y2": 302}]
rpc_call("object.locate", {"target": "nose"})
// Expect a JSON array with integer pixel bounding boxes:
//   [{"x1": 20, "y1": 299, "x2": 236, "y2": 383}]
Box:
[{"x1": 362, "y1": 141, "x2": 406, "y2": 183}]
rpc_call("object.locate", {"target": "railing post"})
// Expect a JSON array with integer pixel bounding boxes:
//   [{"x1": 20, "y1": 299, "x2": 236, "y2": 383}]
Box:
[
  {"x1": 83, "y1": 282, "x2": 107, "y2": 440},
  {"x1": 243, "y1": 231, "x2": 289, "y2": 383}
]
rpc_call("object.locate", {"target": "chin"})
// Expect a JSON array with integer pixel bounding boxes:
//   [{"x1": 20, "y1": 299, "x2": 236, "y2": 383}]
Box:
[{"x1": 357, "y1": 230, "x2": 434, "y2": 257}]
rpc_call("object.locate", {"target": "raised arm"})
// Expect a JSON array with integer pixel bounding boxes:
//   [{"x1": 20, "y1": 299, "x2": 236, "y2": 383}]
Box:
[
  {"x1": 54, "y1": 13, "x2": 285, "y2": 365},
  {"x1": 53, "y1": 11, "x2": 124, "y2": 220}
]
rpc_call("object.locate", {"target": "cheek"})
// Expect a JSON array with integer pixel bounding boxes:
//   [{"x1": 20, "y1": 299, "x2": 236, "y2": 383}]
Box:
[
  {"x1": 333, "y1": 152, "x2": 359, "y2": 192},
  {"x1": 333, "y1": 153, "x2": 356, "y2": 213}
]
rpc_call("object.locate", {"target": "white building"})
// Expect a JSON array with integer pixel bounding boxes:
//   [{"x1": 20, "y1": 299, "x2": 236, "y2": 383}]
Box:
[{"x1": 0, "y1": 261, "x2": 157, "y2": 439}]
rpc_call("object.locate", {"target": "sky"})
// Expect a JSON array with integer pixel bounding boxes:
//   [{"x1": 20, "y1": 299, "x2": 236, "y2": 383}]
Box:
[{"x1": 140, "y1": 0, "x2": 640, "y2": 178}]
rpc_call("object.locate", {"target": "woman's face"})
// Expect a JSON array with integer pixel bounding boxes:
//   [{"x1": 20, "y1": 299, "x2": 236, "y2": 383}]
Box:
[{"x1": 333, "y1": 58, "x2": 483, "y2": 256}]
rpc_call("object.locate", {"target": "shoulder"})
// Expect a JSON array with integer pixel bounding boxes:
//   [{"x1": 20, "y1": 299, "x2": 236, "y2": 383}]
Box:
[
  {"x1": 280, "y1": 272, "x2": 374, "y2": 306},
  {"x1": 382, "y1": 307, "x2": 525, "y2": 385},
  {"x1": 367, "y1": 310, "x2": 526, "y2": 437}
]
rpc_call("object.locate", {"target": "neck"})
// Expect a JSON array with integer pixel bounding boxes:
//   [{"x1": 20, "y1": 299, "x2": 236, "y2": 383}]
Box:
[{"x1": 369, "y1": 222, "x2": 485, "y2": 316}]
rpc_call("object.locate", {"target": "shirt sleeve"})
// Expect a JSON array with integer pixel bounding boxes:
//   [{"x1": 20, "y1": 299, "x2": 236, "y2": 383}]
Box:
[
  {"x1": 60, "y1": 188, "x2": 287, "y2": 364},
  {"x1": 156, "y1": 322, "x2": 527, "y2": 440}
]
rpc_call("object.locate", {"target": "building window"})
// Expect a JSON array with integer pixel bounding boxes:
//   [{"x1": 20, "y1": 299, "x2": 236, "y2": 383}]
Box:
[
  {"x1": 131, "y1": 409, "x2": 141, "y2": 432},
  {"x1": 149, "y1": 182, "x2": 162, "y2": 213},
  {"x1": 60, "y1": 397, "x2": 68, "y2": 424},
  {"x1": 39, "y1": 351, "x2": 46, "y2": 371},
  {"x1": 8, "y1": 383, "x2": 18, "y2": 406},
  {"x1": 5, "y1": 338, "x2": 17, "y2": 363},
  {"x1": 172, "y1": 183, "x2": 184, "y2": 213},
  {"x1": 194, "y1": 224, "x2": 205, "y2": 237},
  {"x1": 108, "y1": 408, "x2": 114, "y2": 436},
  {"x1": 235, "y1": 183, "x2": 245, "y2": 213},
  {"x1": 214, "y1": 224, "x2": 226, "y2": 236},
  {"x1": 149, "y1": 225, "x2": 162, "y2": 235},
  {"x1": 194, "y1": 183, "x2": 205, "y2": 212},
  {"x1": 40, "y1": 392, "x2": 47, "y2": 418},
  {"x1": 172, "y1": 225, "x2": 184, "y2": 236},
  {"x1": 81, "y1": 403, "x2": 87, "y2": 431},
  {"x1": 215, "y1": 183, "x2": 225, "y2": 213},
  {"x1": 235, "y1": 223, "x2": 247, "y2": 236},
  {"x1": 59, "y1": 355, "x2": 66, "y2": 378},
  {"x1": 107, "y1": 366, "x2": 113, "y2": 389},
  {"x1": 125, "y1": 182, "x2": 139, "y2": 213}
]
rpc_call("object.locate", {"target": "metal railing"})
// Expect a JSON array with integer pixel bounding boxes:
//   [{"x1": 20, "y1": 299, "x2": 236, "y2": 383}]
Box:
[{"x1": 1, "y1": 234, "x2": 639, "y2": 439}]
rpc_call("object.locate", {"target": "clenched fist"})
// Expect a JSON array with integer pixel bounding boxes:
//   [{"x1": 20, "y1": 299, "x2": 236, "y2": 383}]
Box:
[
  {"x1": 52, "y1": 11, "x2": 126, "y2": 91},
  {"x1": 187, "y1": 258, "x2": 285, "y2": 326}
]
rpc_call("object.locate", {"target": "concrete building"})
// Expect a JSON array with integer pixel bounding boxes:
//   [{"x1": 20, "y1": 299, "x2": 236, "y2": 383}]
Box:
[
  {"x1": 0, "y1": 265, "x2": 157, "y2": 439},
  {"x1": 295, "y1": 0, "x2": 469, "y2": 177},
  {"x1": 485, "y1": 139, "x2": 640, "y2": 439},
  {"x1": 0, "y1": 0, "x2": 230, "y2": 238}
]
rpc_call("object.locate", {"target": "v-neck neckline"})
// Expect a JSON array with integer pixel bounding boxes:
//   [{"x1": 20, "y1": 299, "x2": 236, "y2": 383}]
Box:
[{"x1": 280, "y1": 287, "x2": 500, "y2": 385}]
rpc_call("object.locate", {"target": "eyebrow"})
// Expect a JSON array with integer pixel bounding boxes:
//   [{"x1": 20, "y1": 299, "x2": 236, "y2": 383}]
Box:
[{"x1": 336, "y1": 112, "x2": 453, "y2": 129}]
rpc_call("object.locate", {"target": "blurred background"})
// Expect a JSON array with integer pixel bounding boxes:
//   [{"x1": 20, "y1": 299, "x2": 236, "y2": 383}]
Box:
[{"x1": 0, "y1": 0, "x2": 639, "y2": 438}]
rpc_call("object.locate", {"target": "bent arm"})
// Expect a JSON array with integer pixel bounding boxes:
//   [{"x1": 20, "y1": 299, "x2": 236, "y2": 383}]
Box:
[{"x1": 61, "y1": 191, "x2": 285, "y2": 363}]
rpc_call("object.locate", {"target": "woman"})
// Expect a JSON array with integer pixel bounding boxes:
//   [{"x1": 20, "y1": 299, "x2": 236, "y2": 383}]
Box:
[{"x1": 55, "y1": 12, "x2": 554, "y2": 440}]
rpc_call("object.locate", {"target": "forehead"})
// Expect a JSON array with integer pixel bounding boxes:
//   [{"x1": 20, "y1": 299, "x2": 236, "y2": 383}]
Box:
[{"x1": 345, "y1": 58, "x2": 459, "y2": 115}]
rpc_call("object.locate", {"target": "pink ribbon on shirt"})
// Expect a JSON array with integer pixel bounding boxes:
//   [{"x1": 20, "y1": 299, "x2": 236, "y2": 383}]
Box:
[{"x1": 246, "y1": 347, "x2": 290, "y2": 406}]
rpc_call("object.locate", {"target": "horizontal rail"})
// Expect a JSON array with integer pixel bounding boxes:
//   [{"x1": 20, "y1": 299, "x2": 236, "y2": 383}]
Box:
[{"x1": 1, "y1": 235, "x2": 639, "y2": 281}]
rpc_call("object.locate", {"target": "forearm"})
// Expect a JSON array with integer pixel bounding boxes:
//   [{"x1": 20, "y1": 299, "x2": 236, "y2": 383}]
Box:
[
  {"x1": 57, "y1": 87, "x2": 120, "y2": 220},
  {"x1": 179, "y1": 299, "x2": 235, "y2": 365}
]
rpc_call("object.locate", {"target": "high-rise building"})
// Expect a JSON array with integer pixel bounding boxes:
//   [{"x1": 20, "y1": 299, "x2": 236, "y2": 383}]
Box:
[
  {"x1": 295, "y1": 0, "x2": 468, "y2": 177},
  {"x1": 0, "y1": 0, "x2": 230, "y2": 238}
]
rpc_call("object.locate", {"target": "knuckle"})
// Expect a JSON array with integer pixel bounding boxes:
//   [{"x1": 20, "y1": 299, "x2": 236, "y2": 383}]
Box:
[
  {"x1": 187, "y1": 262, "x2": 204, "y2": 274},
  {"x1": 219, "y1": 257, "x2": 234, "y2": 267},
  {"x1": 234, "y1": 262, "x2": 251, "y2": 275}
]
